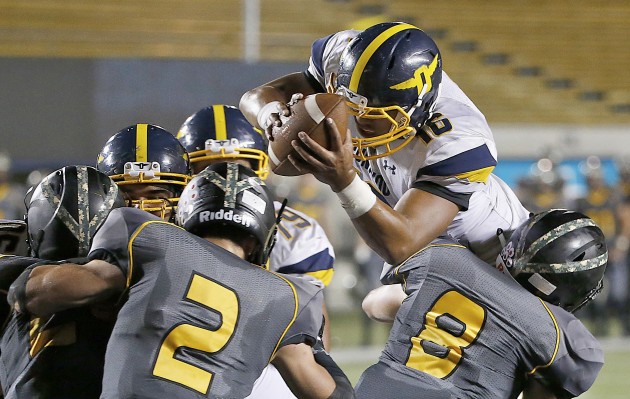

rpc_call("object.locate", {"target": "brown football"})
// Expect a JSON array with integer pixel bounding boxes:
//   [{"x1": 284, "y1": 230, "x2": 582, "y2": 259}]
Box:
[{"x1": 268, "y1": 93, "x2": 348, "y2": 176}]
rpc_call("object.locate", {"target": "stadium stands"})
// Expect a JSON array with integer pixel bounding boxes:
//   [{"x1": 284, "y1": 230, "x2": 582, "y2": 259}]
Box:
[{"x1": 0, "y1": 0, "x2": 628, "y2": 124}]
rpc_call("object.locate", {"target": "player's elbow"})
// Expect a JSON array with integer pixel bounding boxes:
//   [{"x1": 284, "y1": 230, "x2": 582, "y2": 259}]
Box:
[
  {"x1": 379, "y1": 241, "x2": 421, "y2": 266},
  {"x1": 362, "y1": 285, "x2": 405, "y2": 323}
]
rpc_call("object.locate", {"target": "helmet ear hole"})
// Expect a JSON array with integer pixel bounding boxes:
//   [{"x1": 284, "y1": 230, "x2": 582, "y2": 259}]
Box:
[{"x1": 572, "y1": 252, "x2": 586, "y2": 262}]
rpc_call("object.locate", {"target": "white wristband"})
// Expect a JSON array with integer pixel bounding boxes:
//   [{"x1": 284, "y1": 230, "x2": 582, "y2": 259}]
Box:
[
  {"x1": 336, "y1": 175, "x2": 377, "y2": 219},
  {"x1": 256, "y1": 101, "x2": 282, "y2": 130}
]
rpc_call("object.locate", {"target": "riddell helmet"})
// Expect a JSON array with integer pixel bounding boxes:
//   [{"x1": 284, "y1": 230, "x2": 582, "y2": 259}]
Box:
[
  {"x1": 96, "y1": 123, "x2": 192, "y2": 218},
  {"x1": 335, "y1": 22, "x2": 443, "y2": 160},
  {"x1": 497, "y1": 209, "x2": 608, "y2": 312},
  {"x1": 177, "y1": 162, "x2": 277, "y2": 266},
  {"x1": 176, "y1": 105, "x2": 270, "y2": 179},
  {"x1": 25, "y1": 165, "x2": 126, "y2": 260}
]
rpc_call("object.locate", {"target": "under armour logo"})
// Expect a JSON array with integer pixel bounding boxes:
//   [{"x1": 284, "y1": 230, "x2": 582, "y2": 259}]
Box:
[
  {"x1": 383, "y1": 160, "x2": 397, "y2": 174},
  {"x1": 203, "y1": 163, "x2": 264, "y2": 208},
  {"x1": 389, "y1": 55, "x2": 440, "y2": 96}
]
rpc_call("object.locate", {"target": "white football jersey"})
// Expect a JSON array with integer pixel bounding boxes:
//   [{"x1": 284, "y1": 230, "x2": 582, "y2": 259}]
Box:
[
  {"x1": 270, "y1": 201, "x2": 335, "y2": 286},
  {"x1": 308, "y1": 30, "x2": 530, "y2": 264}
]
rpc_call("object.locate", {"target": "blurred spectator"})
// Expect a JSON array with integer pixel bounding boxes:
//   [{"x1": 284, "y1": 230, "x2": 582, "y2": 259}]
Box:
[
  {"x1": 573, "y1": 155, "x2": 622, "y2": 335},
  {"x1": 614, "y1": 156, "x2": 630, "y2": 335},
  {"x1": 0, "y1": 151, "x2": 26, "y2": 220},
  {"x1": 614, "y1": 197, "x2": 630, "y2": 336},
  {"x1": 517, "y1": 155, "x2": 568, "y2": 213}
]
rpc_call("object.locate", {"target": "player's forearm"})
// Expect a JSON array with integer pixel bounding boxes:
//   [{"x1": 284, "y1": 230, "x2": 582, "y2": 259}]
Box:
[
  {"x1": 343, "y1": 187, "x2": 458, "y2": 265},
  {"x1": 349, "y1": 202, "x2": 442, "y2": 265},
  {"x1": 21, "y1": 260, "x2": 123, "y2": 316},
  {"x1": 362, "y1": 285, "x2": 405, "y2": 323},
  {"x1": 239, "y1": 72, "x2": 316, "y2": 128},
  {"x1": 273, "y1": 342, "x2": 355, "y2": 399}
]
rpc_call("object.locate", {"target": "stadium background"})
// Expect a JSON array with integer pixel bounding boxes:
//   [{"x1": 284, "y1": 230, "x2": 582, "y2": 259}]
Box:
[{"x1": 1, "y1": 1, "x2": 629, "y2": 397}]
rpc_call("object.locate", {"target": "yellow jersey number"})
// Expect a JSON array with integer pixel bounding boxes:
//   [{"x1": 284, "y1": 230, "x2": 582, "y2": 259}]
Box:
[
  {"x1": 406, "y1": 290, "x2": 486, "y2": 378},
  {"x1": 153, "y1": 273, "x2": 239, "y2": 394}
]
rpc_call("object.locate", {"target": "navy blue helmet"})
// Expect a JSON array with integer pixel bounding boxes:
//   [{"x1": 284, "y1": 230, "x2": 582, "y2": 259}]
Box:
[
  {"x1": 335, "y1": 22, "x2": 442, "y2": 160},
  {"x1": 97, "y1": 123, "x2": 191, "y2": 218},
  {"x1": 177, "y1": 105, "x2": 269, "y2": 178}
]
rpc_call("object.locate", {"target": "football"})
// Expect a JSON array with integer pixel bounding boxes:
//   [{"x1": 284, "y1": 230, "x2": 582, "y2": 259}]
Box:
[{"x1": 268, "y1": 93, "x2": 348, "y2": 176}]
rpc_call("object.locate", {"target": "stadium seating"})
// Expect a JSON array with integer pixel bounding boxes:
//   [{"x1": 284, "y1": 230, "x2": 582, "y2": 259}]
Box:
[{"x1": 1, "y1": 0, "x2": 628, "y2": 124}]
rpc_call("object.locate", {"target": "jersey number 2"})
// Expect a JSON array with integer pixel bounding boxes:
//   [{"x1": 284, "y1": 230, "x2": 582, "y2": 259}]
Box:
[
  {"x1": 406, "y1": 290, "x2": 486, "y2": 378},
  {"x1": 153, "y1": 274, "x2": 239, "y2": 394}
]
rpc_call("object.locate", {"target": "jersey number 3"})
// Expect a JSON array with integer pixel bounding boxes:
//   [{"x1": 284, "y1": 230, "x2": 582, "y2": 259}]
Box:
[
  {"x1": 406, "y1": 290, "x2": 486, "y2": 378},
  {"x1": 153, "y1": 274, "x2": 239, "y2": 394}
]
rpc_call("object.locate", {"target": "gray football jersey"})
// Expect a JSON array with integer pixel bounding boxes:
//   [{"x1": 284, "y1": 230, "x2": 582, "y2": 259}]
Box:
[
  {"x1": 360, "y1": 237, "x2": 603, "y2": 399},
  {"x1": 89, "y1": 208, "x2": 324, "y2": 399}
]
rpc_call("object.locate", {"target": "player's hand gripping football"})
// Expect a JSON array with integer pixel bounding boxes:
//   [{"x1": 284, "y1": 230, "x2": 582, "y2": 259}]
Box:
[
  {"x1": 262, "y1": 93, "x2": 304, "y2": 141},
  {"x1": 287, "y1": 117, "x2": 356, "y2": 193}
]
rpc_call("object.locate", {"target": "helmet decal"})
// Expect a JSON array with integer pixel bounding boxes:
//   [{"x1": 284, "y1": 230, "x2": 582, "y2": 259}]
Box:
[
  {"x1": 349, "y1": 23, "x2": 419, "y2": 92},
  {"x1": 211, "y1": 104, "x2": 228, "y2": 141},
  {"x1": 390, "y1": 54, "x2": 440, "y2": 97},
  {"x1": 337, "y1": 22, "x2": 443, "y2": 160},
  {"x1": 28, "y1": 166, "x2": 126, "y2": 259},
  {"x1": 203, "y1": 162, "x2": 264, "y2": 210},
  {"x1": 39, "y1": 166, "x2": 120, "y2": 255},
  {"x1": 516, "y1": 216, "x2": 608, "y2": 273},
  {"x1": 135, "y1": 123, "x2": 149, "y2": 163}
]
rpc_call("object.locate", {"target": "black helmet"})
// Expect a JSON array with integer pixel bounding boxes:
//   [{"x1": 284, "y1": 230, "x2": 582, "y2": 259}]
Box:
[
  {"x1": 176, "y1": 105, "x2": 269, "y2": 178},
  {"x1": 335, "y1": 22, "x2": 442, "y2": 160},
  {"x1": 96, "y1": 123, "x2": 191, "y2": 218},
  {"x1": 25, "y1": 165, "x2": 126, "y2": 260},
  {"x1": 176, "y1": 162, "x2": 277, "y2": 266},
  {"x1": 497, "y1": 209, "x2": 608, "y2": 312}
]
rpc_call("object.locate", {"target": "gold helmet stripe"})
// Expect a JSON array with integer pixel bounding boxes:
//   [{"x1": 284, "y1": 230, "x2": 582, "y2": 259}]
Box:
[
  {"x1": 135, "y1": 123, "x2": 148, "y2": 162},
  {"x1": 212, "y1": 104, "x2": 228, "y2": 141},
  {"x1": 349, "y1": 23, "x2": 419, "y2": 92}
]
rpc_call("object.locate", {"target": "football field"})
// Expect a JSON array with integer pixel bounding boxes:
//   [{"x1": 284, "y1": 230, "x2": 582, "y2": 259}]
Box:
[{"x1": 329, "y1": 311, "x2": 630, "y2": 397}]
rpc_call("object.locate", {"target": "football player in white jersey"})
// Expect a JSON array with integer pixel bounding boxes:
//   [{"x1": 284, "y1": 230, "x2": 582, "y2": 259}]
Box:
[
  {"x1": 176, "y1": 105, "x2": 336, "y2": 399},
  {"x1": 241, "y1": 21, "x2": 529, "y2": 267}
]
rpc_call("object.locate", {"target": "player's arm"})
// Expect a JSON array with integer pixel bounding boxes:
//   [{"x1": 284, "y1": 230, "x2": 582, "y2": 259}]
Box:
[
  {"x1": 288, "y1": 120, "x2": 459, "y2": 265},
  {"x1": 272, "y1": 342, "x2": 354, "y2": 399},
  {"x1": 361, "y1": 284, "x2": 406, "y2": 323},
  {"x1": 239, "y1": 72, "x2": 320, "y2": 134},
  {"x1": 8, "y1": 259, "x2": 125, "y2": 317}
]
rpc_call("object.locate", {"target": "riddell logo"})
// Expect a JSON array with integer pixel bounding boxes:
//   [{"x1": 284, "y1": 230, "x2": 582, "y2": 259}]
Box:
[{"x1": 199, "y1": 210, "x2": 250, "y2": 227}]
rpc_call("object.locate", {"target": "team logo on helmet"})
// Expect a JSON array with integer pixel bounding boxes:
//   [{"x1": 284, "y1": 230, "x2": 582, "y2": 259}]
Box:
[
  {"x1": 203, "y1": 163, "x2": 266, "y2": 211},
  {"x1": 38, "y1": 166, "x2": 120, "y2": 255},
  {"x1": 390, "y1": 54, "x2": 440, "y2": 96}
]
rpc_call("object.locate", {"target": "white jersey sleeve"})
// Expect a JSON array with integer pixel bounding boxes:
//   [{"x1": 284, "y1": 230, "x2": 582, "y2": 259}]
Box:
[
  {"x1": 269, "y1": 202, "x2": 335, "y2": 286},
  {"x1": 307, "y1": 30, "x2": 360, "y2": 91}
]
